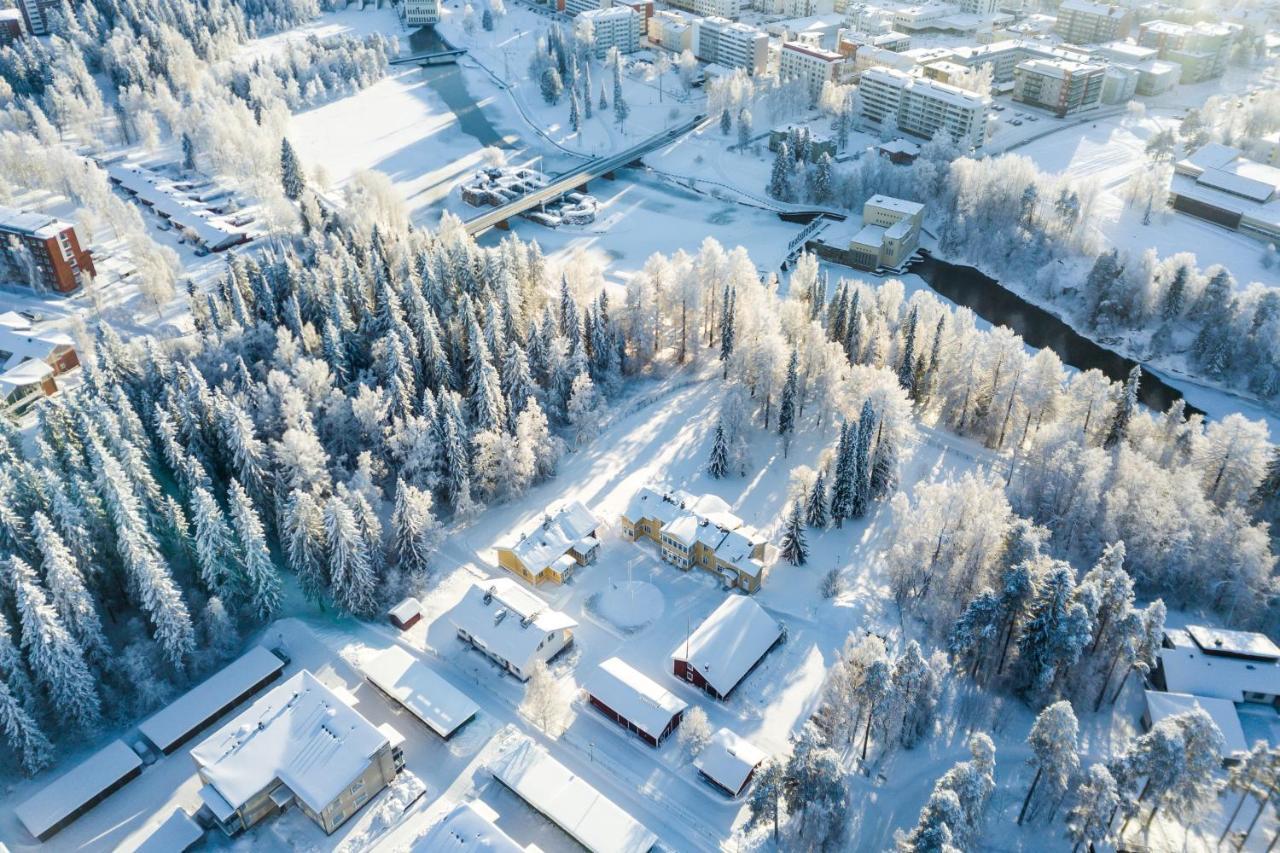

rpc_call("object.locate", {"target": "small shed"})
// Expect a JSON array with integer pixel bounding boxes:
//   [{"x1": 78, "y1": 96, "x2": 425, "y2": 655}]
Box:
[
  {"x1": 389, "y1": 596, "x2": 423, "y2": 631},
  {"x1": 694, "y1": 728, "x2": 768, "y2": 797},
  {"x1": 584, "y1": 657, "x2": 687, "y2": 747}
]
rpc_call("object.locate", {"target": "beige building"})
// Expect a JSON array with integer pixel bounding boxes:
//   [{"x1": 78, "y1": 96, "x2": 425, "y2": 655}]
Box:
[
  {"x1": 579, "y1": 6, "x2": 642, "y2": 56},
  {"x1": 1138, "y1": 20, "x2": 1233, "y2": 83},
  {"x1": 780, "y1": 41, "x2": 847, "y2": 102},
  {"x1": 667, "y1": 0, "x2": 739, "y2": 19},
  {"x1": 192, "y1": 671, "x2": 403, "y2": 837},
  {"x1": 849, "y1": 195, "x2": 924, "y2": 271},
  {"x1": 1053, "y1": 0, "x2": 1131, "y2": 44},
  {"x1": 858, "y1": 65, "x2": 989, "y2": 151},
  {"x1": 621, "y1": 486, "x2": 774, "y2": 592},
  {"x1": 1012, "y1": 58, "x2": 1104, "y2": 116},
  {"x1": 649, "y1": 9, "x2": 695, "y2": 53}
]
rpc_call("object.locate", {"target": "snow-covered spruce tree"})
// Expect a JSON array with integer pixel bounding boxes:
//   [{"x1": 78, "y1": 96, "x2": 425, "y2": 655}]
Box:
[
  {"x1": 0, "y1": 677, "x2": 54, "y2": 776},
  {"x1": 391, "y1": 479, "x2": 438, "y2": 581},
  {"x1": 9, "y1": 556, "x2": 102, "y2": 734},
  {"x1": 227, "y1": 479, "x2": 281, "y2": 622},
  {"x1": 777, "y1": 348, "x2": 799, "y2": 452},
  {"x1": 707, "y1": 421, "x2": 730, "y2": 479},
  {"x1": 1012, "y1": 564, "x2": 1092, "y2": 701},
  {"x1": 324, "y1": 494, "x2": 377, "y2": 617},
  {"x1": 850, "y1": 400, "x2": 876, "y2": 518},
  {"x1": 747, "y1": 758, "x2": 786, "y2": 842},
  {"x1": 855, "y1": 657, "x2": 892, "y2": 762},
  {"x1": 30, "y1": 512, "x2": 107, "y2": 662},
  {"x1": 890, "y1": 640, "x2": 940, "y2": 748},
  {"x1": 1017, "y1": 700, "x2": 1079, "y2": 825},
  {"x1": 191, "y1": 485, "x2": 239, "y2": 601},
  {"x1": 280, "y1": 137, "x2": 306, "y2": 202},
  {"x1": 780, "y1": 502, "x2": 807, "y2": 566},
  {"x1": 1103, "y1": 365, "x2": 1140, "y2": 449},
  {"x1": 805, "y1": 468, "x2": 828, "y2": 528},
  {"x1": 283, "y1": 489, "x2": 327, "y2": 605},
  {"x1": 783, "y1": 723, "x2": 848, "y2": 846},
  {"x1": 828, "y1": 421, "x2": 854, "y2": 527}
]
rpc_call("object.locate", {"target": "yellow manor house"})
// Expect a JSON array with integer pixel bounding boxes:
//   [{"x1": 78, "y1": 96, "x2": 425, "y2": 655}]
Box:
[
  {"x1": 495, "y1": 502, "x2": 602, "y2": 585},
  {"x1": 620, "y1": 487, "x2": 775, "y2": 593}
]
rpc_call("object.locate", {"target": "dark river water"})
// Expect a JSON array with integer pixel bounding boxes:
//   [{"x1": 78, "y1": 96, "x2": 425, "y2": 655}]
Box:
[{"x1": 908, "y1": 252, "x2": 1200, "y2": 415}]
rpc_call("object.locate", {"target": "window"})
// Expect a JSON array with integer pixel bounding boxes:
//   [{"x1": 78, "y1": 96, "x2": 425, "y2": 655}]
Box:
[{"x1": 349, "y1": 780, "x2": 364, "y2": 795}]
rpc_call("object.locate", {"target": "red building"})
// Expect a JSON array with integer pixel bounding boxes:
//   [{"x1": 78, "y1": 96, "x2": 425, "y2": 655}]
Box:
[
  {"x1": 0, "y1": 206, "x2": 95, "y2": 293},
  {"x1": 583, "y1": 657, "x2": 686, "y2": 748}
]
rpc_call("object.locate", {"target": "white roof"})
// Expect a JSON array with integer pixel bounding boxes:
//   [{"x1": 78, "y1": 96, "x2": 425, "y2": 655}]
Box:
[
  {"x1": 0, "y1": 205, "x2": 72, "y2": 240},
  {"x1": 694, "y1": 728, "x2": 767, "y2": 795},
  {"x1": 105, "y1": 163, "x2": 248, "y2": 251},
  {"x1": 671, "y1": 596, "x2": 783, "y2": 697},
  {"x1": 190, "y1": 670, "x2": 388, "y2": 814},
  {"x1": 492, "y1": 738, "x2": 658, "y2": 853},
  {"x1": 1159, "y1": 646, "x2": 1280, "y2": 703},
  {"x1": 1145, "y1": 691, "x2": 1248, "y2": 758},
  {"x1": 15, "y1": 740, "x2": 142, "y2": 841},
  {"x1": 852, "y1": 223, "x2": 889, "y2": 249},
  {"x1": 1186, "y1": 625, "x2": 1280, "y2": 661},
  {"x1": 389, "y1": 596, "x2": 422, "y2": 623},
  {"x1": 0, "y1": 325, "x2": 73, "y2": 372},
  {"x1": 584, "y1": 657, "x2": 687, "y2": 740},
  {"x1": 129, "y1": 809, "x2": 204, "y2": 853},
  {"x1": 414, "y1": 801, "x2": 528, "y2": 852},
  {"x1": 0, "y1": 359, "x2": 53, "y2": 391},
  {"x1": 1196, "y1": 164, "x2": 1279, "y2": 204},
  {"x1": 140, "y1": 645, "x2": 283, "y2": 753},
  {"x1": 361, "y1": 646, "x2": 479, "y2": 738},
  {"x1": 450, "y1": 578, "x2": 577, "y2": 673},
  {"x1": 867, "y1": 194, "x2": 925, "y2": 215},
  {"x1": 1058, "y1": 0, "x2": 1127, "y2": 17},
  {"x1": 581, "y1": 5, "x2": 636, "y2": 19},
  {"x1": 503, "y1": 501, "x2": 599, "y2": 572},
  {"x1": 622, "y1": 486, "x2": 684, "y2": 526}
]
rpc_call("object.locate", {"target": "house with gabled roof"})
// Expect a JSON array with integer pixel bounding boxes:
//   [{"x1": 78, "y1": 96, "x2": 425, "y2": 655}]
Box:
[
  {"x1": 450, "y1": 578, "x2": 578, "y2": 681},
  {"x1": 620, "y1": 486, "x2": 775, "y2": 592},
  {"x1": 671, "y1": 595, "x2": 784, "y2": 700},
  {"x1": 496, "y1": 501, "x2": 601, "y2": 585},
  {"x1": 583, "y1": 657, "x2": 687, "y2": 747}
]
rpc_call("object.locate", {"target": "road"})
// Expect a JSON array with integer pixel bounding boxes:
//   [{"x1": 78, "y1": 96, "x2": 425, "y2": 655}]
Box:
[{"x1": 462, "y1": 114, "x2": 708, "y2": 236}]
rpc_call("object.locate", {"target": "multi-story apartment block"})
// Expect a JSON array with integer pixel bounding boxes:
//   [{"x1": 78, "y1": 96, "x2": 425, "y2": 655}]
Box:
[
  {"x1": 401, "y1": 0, "x2": 440, "y2": 26},
  {"x1": 693, "y1": 16, "x2": 769, "y2": 75},
  {"x1": 1053, "y1": 0, "x2": 1131, "y2": 45},
  {"x1": 0, "y1": 9, "x2": 24, "y2": 44},
  {"x1": 17, "y1": 0, "x2": 60, "y2": 36},
  {"x1": 667, "y1": 0, "x2": 740, "y2": 21},
  {"x1": 858, "y1": 65, "x2": 989, "y2": 150},
  {"x1": 579, "y1": 6, "x2": 642, "y2": 56},
  {"x1": 0, "y1": 206, "x2": 95, "y2": 294},
  {"x1": 649, "y1": 9, "x2": 694, "y2": 52},
  {"x1": 563, "y1": 0, "x2": 599, "y2": 16},
  {"x1": 947, "y1": 40, "x2": 1092, "y2": 84},
  {"x1": 1012, "y1": 58, "x2": 1104, "y2": 116},
  {"x1": 849, "y1": 195, "x2": 924, "y2": 271},
  {"x1": 1138, "y1": 20, "x2": 1233, "y2": 83},
  {"x1": 958, "y1": 0, "x2": 998, "y2": 15},
  {"x1": 779, "y1": 41, "x2": 847, "y2": 103}
]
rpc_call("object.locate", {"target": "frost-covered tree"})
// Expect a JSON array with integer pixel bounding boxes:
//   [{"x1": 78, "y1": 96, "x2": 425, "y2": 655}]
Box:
[
  {"x1": 891, "y1": 641, "x2": 940, "y2": 748},
  {"x1": 805, "y1": 468, "x2": 828, "y2": 528},
  {"x1": 283, "y1": 489, "x2": 327, "y2": 605},
  {"x1": 707, "y1": 421, "x2": 729, "y2": 479},
  {"x1": 1066, "y1": 764, "x2": 1118, "y2": 853},
  {"x1": 1013, "y1": 565, "x2": 1092, "y2": 701},
  {"x1": 567, "y1": 371, "x2": 603, "y2": 445},
  {"x1": 324, "y1": 495, "x2": 376, "y2": 616},
  {"x1": 780, "y1": 501, "x2": 808, "y2": 566},
  {"x1": 191, "y1": 485, "x2": 238, "y2": 600},
  {"x1": 0, "y1": 679, "x2": 53, "y2": 776},
  {"x1": 748, "y1": 758, "x2": 786, "y2": 841},
  {"x1": 31, "y1": 512, "x2": 106, "y2": 661},
  {"x1": 280, "y1": 136, "x2": 305, "y2": 201},
  {"x1": 227, "y1": 479, "x2": 280, "y2": 621},
  {"x1": 784, "y1": 724, "x2": 848, "y2": 845},
  {"x1": 391, "y1": 479, "x2": 437, "y2": 580},
  {"x1": 520, "y1": 660, "x2": 570, "y2": 736},
  {"x1": 679, "y1": 705, "x2": 711, "y2": 756},
  {"x1": 1017, "y1": 700, "x2": 1079, "y2": 824}
]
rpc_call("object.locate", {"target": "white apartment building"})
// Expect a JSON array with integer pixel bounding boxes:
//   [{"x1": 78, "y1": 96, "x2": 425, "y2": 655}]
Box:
[
  {"x1": 401, "y1": 0, "x2": 440, "y2": 25},
  {"x1": 858, "y1": 65, "x2": 989, "y2": 150},
  {"x1": 668, "y1": 0, "x2": 740, "y2": 21},
  {"x1": 693, "y1": 16, "x2": 769, "y2": 75},
  {"x1": 957, "y1": 0, "x2": 997, "y2": 15},
  {"x1": 780, "y1": 41, "x2": 847, "y2": 103},
  {"x1": 564, "y1": 0, "x2": 599, "y2": 16},
  {"x1": 649, "y1": 9, "x2": 695, "y2": 53},
  {"x1": 1053, "y1": 0, "x2": 1131, "y2": 44},
  {"x1": 579, "y1": 6, "x2": 642, "y2": 56},
  {"x1": 849, "y1": 194, "x2": 924, "y2": 270}
]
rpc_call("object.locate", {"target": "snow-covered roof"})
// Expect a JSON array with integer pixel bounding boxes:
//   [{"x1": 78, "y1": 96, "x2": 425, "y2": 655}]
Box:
[
  {"x1": 361, "y1": 646, "x2": 479, "y2": 738},
  {"x1": 1145, "y1": 691, "x2": 1248, "y2": 758},
  {"x1": 0, "y1": 358, "x2": 52, "y2": 391},
  {"x1": 0, "y1": 325, "x2": 74, "y2": 372},
  {"x1": 502, "y1": 501, "x2": 599, "y2": 571},
  {"x1": 413, "y1": 801, "x2": 528, "y2": 852},
  {"x1": 1185, "y1": 625, "x2": 1280, "y2": 661},
  {"x1": 450, "y1": 578, "x2": 577, "y2": 673},
  {"x1": 585, "y1": 657, "x2": 687, "y2": 740},
  {"x1": 867, "y1": 194, "x2": 925, "y2": 216},
  {"x1": 105, "y1": 164, "x2": 248, "y2": 251},
  {"x1": 622, "y1": 486, "x2": 685, "y2": 526},
  {"x1": 15, "y1": 740, "x2": 142, "y2": 841},
  {"x1": 389, "y1": 596, "x2": 422, "y2": 623},
  {"x1": 1196, "y1": 164, "x2": 1280, "y2": 204},
  {"x1": 1058, "y1": 0, "x2": 1127, "y2": 18},
  {"x1": 0, "y1": 205, "x2": 73, "y2": 240},
  {"x1": 492, "y1": 738, "x2": 658, "y2": 853},
  {"x1": 139, "y1": 645, "x2": 284, "y2": 753},
  {"x1": 130, "y1": 809, "x2": 204, "y2": 853},
  {"x1": 190, "y1": 670, "x2": 389, "y2": 815},
  {"x1": 672, "y1": 596, "x2": 783, "y2": 697},
  {"x1": 694, "y1": 728, "x2": 767, "y2": 795},
  {"x1": 852, "y1": 223, "x2": 889, "y2": 248},
  {"x1": 665, "y1": 512, "x2": 701, "y2": 543},
  {"x1": 1159, "y1": 645, "x2": 1280, "y2": 703}
]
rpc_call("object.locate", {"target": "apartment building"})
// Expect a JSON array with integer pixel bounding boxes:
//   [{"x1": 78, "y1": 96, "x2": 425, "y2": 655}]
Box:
[
  {"x1": 957, "y1": 0, "x2": 998, "y2": 15},
  {"x1": 780, "y1": 41, "x2": 847, "y2": 102},
  {"x1": 947, "y1": 39, "x2": 1092, "y2": 84},
  {"x1": 17, "y1": 0, "x2": 59, "y2": 36},
  {"x1": 563, "y1": 0, "x2": 599, "y2": 16},
  {"x1": 1138, "y1": 20, "x2": 1233, "y2": 83},
  {"x1": 667, "y1": 0, "x2": 740, "y2": 20},
  {"x1": 0, "y1": 9, "x2": 23, "y2": 43},
  {"x1": 858, "y1": 65, "x2": 989, "y2": 150},
  {"x1": 0, "y1": 206, "x2": 95, "y2": 294},
  {"x1": 1012, "y1": 58, "x2": 1104, "y2": 116},
  {"x1": 693, "y1": 16, "x2": 769, "y2": 75},
  {"x1": 649, "y1": 9, "x2": 694, "y2": 52},
  {"x1": 579, "y1": 6, "x2": 642, "y2": 56},
  {"x1": 401, "y1": 0, "x2": 440, "y2": 26},
  {"x1": 848, "y1": 194, "x2": 924, "y2": 270},
  {"x1": 1053, "y1": 0, "x2": 1131, "y2": 45}
]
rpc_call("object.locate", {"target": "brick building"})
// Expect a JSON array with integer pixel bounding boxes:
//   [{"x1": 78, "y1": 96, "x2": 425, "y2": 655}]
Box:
[{"x1": 0, "y1": 206, "x2": 95, "y2": 293}]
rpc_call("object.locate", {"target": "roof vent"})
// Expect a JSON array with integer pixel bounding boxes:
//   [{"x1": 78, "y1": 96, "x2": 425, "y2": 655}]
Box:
[{"x1": 483, "y1": 586, "x2": 495, "y2": 605}]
